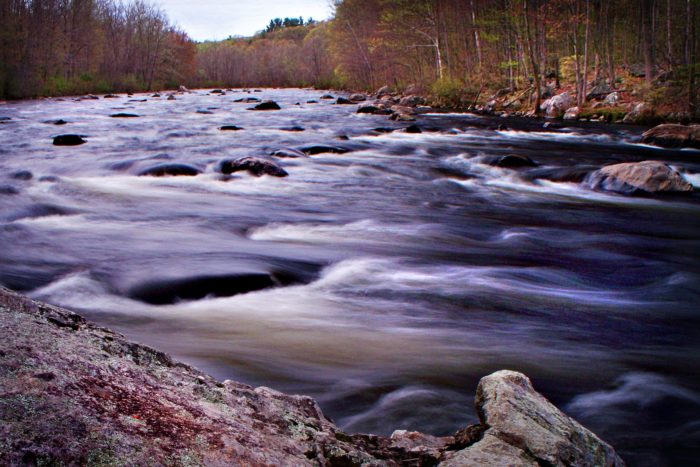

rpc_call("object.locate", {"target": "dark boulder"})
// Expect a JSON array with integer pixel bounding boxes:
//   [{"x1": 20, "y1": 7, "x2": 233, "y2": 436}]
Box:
[
  {"x1": 320, "y1": 94, "x2": 335, "y2": 100},
  {"x1": 372, "y1": 127, "x2": 396, "y2": 133},
  {"x1": 0, "y1": 185, "x2": 20, "y2": 195},
  {"x1": 219, "y1": 157, "x2": 288, "y2": 177},
  {"x1": 210, "y1": 89, "x2": 224, "y2": 94},
  {"x1": 526, "y1": 166, "x2": 595, "y2": 184},
  {"x1": 0, "y1": 116, "x2": 11, "y2": 122},
  {"x1": 271, "y1": 148, "x2": 307, "y2": 158},
  {"x1": 357, "y1": 105, "x2": 385, "y2": 115},
  {"x1": 84, "y1": 94, "x2": 99, "y2": 100},
  {"x1": 53, "y1": 134, "x2": 86, "y2": 146},
  {"x1": 299, "y1": 145, "x2": 350, "y2": 155},
  {"x1": 641, "y1": 124, "x2": 700, "y2": 149},
  {"x1": 404, "y1": 124, "x2": 422, "y2": 134},
  {"x1": 104, "y1": 94, "x2": 119, "y2": 98},
  {"x1": 587, "y1": 160, "x2": 693, "y2": 195},
  {"x1": 586, "y1": 83, "x2": 614, "y2": 101},
  {"x1": 45, "y1": 119, "x2": 68, "y2": 125},
  {"x1": 196, "y1": 109, "x2": 214, "y2": 114},
  {"x1": 11, "y1": 170, "x2": 33, "y2": 181},
  {"x1": 167, "y1": 95, "x2": 176, "y2": 100},
  {"x1": 111, "y1": 113, "x2": 139, "y2": 118},
  {"x1": 306, "y1": 100, "x2": 318, "y2": 104},
  {"x1": 235, "y1": 97, "x2": 261, "y2": 103},
  {"x1": 151, "y1": 93, "x2": 161, "y2": 98},
  {"x1": 138, "y1": 163, "x2": 201, "y2": 177},
  {"x1": 335, "y1": 97, "x2": 353, "y2": 105},
  {"x1": 482, "y1": 154, "x2": 538, "y2": 168},
  {"x1": 220, "y1": 125, "x2": 244, "y2": 131},
  {"x1": 281, "y1": 126, "x2": 305, "y2": 132},
  {"x1": 128, "y1": 99, "x2": 147, "y2": 102},
  {"x1": 250, "y1": 100, "x2": 281, "y2": 111}
]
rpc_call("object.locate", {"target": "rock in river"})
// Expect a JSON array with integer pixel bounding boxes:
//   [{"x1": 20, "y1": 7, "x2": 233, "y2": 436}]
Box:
[
  {"x1": 220, "y1": 125, "x2": 244, "y2": 131},
  {"x1": 250, "y1": 100, "x2": 281, "y2": 110},
  {"x1": 641, "y1": 124, "x2": 700, "y2": 149},
  {"x1": 587, "y1": 160, "x2": 693, "y2": 195},
  {"x1": 271, "y1": 148, "x2": 307, "y2": 158},
  {"x1": 110, "y1": 113, "x2": 139, "y2": 118},
  {"x1": 335, "y1": 97, "x2": 353, "y2": 105},
  {"x1": 52, "y1": 134, "x2": 86, "y2": 146},
  {"x1": 483, "y1": 154, "x2": 538, "y2": 168},
  {"x1": 219, "y1": 157, "x2": 288, "y2": 177},
  {"x1": 441, "y1": 370, "x2": 625, "y2": 466},
  {"x1": 298, "y1": 145, "x2": 350, "y2": 155},
  {"x1": 138, "y1": 163, "x2": 201, "y2": 177}
]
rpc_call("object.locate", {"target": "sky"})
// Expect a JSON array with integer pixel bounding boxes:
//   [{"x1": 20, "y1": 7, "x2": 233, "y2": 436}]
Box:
[{"x1": 155, "y1": 0, "x2": 334, "y2": 41}]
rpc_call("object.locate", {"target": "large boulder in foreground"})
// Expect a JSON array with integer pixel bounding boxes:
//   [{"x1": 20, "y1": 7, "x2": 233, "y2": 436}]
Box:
[
  {"x1": 442, "y1": 371, "x2": 625, "y2": 466},
  {"x1": 641, "y1": 124, "x2": 700, "y2": 149},
  {"x1": 0, "y1": 287, "x2": 625, "y2": 466},
  {"x1": 587, "y1": 160, "x2": 693, "y2": 195}
]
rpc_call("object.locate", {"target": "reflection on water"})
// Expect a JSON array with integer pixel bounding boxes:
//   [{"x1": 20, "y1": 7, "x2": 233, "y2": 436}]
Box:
[{"x1": 1, "y1": 89, "x2": 699, "y2": 465}]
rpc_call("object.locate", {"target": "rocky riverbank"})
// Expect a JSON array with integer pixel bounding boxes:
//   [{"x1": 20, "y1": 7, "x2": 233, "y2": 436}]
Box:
[{"x1": 0, "y1": 286, "x2": 624, "y2": 466}]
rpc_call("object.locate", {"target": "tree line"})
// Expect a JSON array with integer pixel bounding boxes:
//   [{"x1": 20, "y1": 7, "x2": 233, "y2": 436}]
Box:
[
  {"x1": 2, "y1": 0, "x2": 698, "y2": 117},
  {"x1": 196, "y1": 0, "x2": 698, "y2": 116},
  {"x1": 0, "y1": 0, "x2": 195, "y2": 98}
]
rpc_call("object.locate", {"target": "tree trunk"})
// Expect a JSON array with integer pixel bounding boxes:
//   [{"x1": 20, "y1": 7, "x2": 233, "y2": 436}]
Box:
[
  {"x1": 523, "y1": 0, "x2": 541, "y2": 114},
  {"x1": 581, "y1": 0, "x2": 591, "y2": 106},
  {"x1": 642, "y1": 0, "x2": 655, "y2": 85}
]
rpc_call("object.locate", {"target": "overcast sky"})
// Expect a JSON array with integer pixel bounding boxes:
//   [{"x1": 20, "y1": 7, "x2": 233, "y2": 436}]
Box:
[{"x1": 155, "y1": 0, "x2": 334, "y2": 41}]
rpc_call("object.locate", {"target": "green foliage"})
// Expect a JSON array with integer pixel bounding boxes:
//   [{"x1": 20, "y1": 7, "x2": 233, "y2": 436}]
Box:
[
  {"x1": 578, "y1": 107, "x2": 628, "y2": 123},
  {"x1": 430, "y1": 77, "x2": 476, "y2": 108},
  {"x1": 559, "y1": 56, "x2": 579, "y2": 84}
]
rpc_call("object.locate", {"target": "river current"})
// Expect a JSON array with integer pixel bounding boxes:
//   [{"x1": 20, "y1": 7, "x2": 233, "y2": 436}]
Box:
[{"x1": 1, "y1": 89, "x2": 699, "y2": 465}]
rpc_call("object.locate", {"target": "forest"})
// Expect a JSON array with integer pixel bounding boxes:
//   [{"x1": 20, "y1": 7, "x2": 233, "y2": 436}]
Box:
[{"x1": 1, "y1": 0, "x2": 698, "y2": 119}]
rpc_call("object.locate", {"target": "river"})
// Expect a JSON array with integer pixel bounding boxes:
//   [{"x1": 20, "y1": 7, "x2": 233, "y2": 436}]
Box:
[{"x1": 1, "y1": 89, "x2": 699, "y2": 466}]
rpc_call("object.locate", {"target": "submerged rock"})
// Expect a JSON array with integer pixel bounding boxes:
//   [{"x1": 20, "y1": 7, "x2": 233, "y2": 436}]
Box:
[
  {"x1": 250, "y1": 100, "x2": 281, "y2": 110},
  {"x1": 483, "y1": 154, "x2": 538, "y2": 168},
  {"x1": 641, "y1": 124, "x2": 700, "y2": 149},
  {"x1": 110, "y1": 113, "x2": 139, "y2": 118},
  {"x1": 138, "y1": 163, "x2": 201, "y2": 177},
  {"x1": 52, "y1": 134, "x2": 86, "y2": 146},
  {"x1": 219, "y1": 157, "x2": 288, "y2": 177},
  {"x1": 298, "y1": 145, "x2": 350, "y2": 155},
  {"x1": 587, "y1": 160, "x2": 693, "y2": 195},
  {"x1": 271, "y1": 148, "x2": 307, "y2": 158},
  {"x1": 281, "y1": 126, "x2": 305, "y2": 132},
  {"x1": 220, "y1": 125, "x2": 244, "y2": 131}
]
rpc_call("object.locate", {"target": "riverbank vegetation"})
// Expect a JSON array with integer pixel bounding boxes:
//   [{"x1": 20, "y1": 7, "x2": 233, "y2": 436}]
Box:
[{"x1": 1, "y1": 0, "x2": 698, "y2": 120}]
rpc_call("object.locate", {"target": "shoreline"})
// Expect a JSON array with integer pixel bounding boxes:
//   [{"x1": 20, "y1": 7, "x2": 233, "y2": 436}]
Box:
[{"x1": 0, "y1": 286, "x2": 624, "y2": 465}]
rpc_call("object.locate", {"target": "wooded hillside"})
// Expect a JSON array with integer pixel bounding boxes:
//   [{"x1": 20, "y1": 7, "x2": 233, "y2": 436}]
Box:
[
  {"x1": 0, "y1": 0, "x2": 195, "y2": 98},
  {"x1": 2, "y1": 0, "x2": 698, "y2": 119}
]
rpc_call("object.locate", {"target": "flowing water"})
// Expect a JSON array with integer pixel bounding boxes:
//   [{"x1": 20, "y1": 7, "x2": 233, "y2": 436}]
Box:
[{"x1": 1, "y1": 89, "x2": 699, "y2": 465}]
